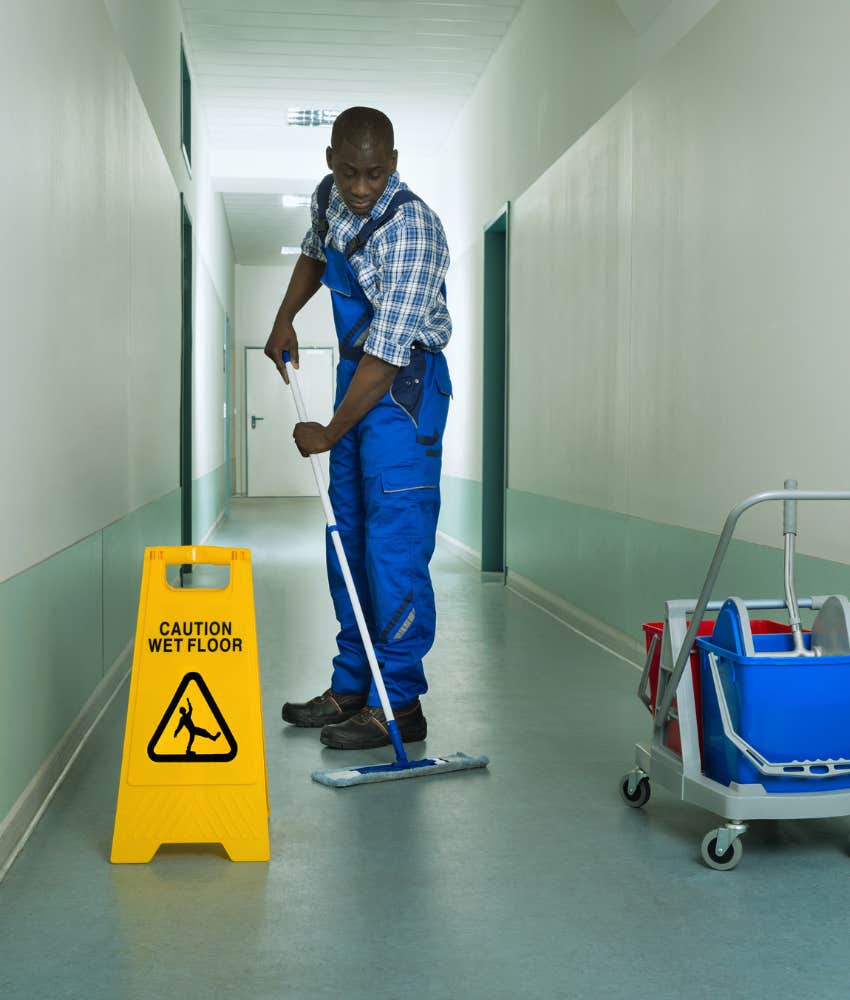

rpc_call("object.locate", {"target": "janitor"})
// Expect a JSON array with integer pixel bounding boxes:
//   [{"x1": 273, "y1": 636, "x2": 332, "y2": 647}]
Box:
[{"x1": 265, "y1": 107, "x2": 452, "y2": 751}]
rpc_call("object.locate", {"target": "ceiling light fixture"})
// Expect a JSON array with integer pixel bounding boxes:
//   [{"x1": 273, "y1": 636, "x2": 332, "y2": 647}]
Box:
[
  {"x1": 280, "y1": 245, "x2": 302, "y2": 255},
  {"x1": 281, "y1": 194, "x2": 311, "y2": 209},
  {"x1": 287, "y1": 108, "x2": 338, "y2": 127}
]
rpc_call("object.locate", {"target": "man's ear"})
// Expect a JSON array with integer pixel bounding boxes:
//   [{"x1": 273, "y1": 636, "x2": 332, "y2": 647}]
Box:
[
  {"x1": 391, "y1": 149, "x2": 398, "y2": 172},
  {"x1": 326, "y1": 146, "x2": 333, "y2": 170}
]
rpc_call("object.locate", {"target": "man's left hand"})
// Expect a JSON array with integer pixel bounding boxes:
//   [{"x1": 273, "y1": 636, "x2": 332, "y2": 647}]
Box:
[{"x1": 294, "y1": 422, "x2": 333, "y2": 456}]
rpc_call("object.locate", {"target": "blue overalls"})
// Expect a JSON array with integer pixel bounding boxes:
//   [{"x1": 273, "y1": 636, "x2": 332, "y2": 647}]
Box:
[{"x1": 316, "y1": 175, "x2": 452, "y2": 708}]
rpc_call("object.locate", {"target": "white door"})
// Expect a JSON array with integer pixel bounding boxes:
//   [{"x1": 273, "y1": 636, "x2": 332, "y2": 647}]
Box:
[{"x1": 246, "y1": 346, "x2": 335, "y2": 496}]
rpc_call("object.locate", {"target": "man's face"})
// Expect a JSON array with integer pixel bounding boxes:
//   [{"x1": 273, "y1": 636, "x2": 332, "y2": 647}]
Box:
[{"x1": 326, "y1": 138, "x2": 398, "y2": 216}]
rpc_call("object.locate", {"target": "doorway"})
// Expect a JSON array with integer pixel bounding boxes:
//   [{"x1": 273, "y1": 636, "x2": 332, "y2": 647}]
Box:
[
  {"x1": 482, "y1": 206, "x2": 509, "y2": 574},
  {"x1": 245, "y1": 346, "x2": 335, "y2": 496}
]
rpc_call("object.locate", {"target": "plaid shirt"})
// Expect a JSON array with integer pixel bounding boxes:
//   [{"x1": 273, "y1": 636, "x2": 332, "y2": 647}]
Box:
[{"x1": 301, "y1": 171, "x2": 451, "y2": 368}]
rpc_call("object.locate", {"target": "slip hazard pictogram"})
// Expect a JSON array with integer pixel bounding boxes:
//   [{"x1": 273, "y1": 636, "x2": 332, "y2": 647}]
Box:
[{"x1": 147, "y1": 672, "x2": 237, "y2": 763}]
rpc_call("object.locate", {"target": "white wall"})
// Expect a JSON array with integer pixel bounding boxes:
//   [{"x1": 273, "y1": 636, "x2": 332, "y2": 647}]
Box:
[
  {"x1": 508, "y1": 0, "x2": 850, "y2": 561},
  {"x1": 0, "y1": 0, "x2": 237, "y2": 583},
  {"x1": 234, "y1": 264, "x2": 335, "y2": 494},
  {"x1": 633, "y1": 0, "x2": 720, "y2": 72},
  {"x1": 432, "y1": 0, "x2": 720, "y2": 490},
  {"x1": 438, "y1": 0, "x2": 635, "y2": 264},
  {"x1": 435, "y1": 0, "x2": 635, "y2": 487},
  {"x1": 630, "y1": 0, "x2": 850, "y2": 557},
  {"x1": 1, "y1": 0, "x2": 181, "y2": 582},
  {"x1": 509, "y1": 96, "x2": 633, "y2": 512},
  {"x1": 104, "y1": 0, "x2": 235, "y2": 490}
]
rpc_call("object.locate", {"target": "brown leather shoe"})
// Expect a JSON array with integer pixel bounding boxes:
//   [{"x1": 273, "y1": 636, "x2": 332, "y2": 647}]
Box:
[
  {"x1": 281, "y1": 688, "x2": 368, "y2": 728},
  {"x1": 319, "y1": 700, "x2": 427, "y2": 750}
]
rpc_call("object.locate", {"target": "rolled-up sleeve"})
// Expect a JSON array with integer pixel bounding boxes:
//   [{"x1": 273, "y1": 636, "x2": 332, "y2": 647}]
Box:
[
  {"x1": 364, "y1": 210, "x2": 450, "y2": 368},
  {"x1": 300, "y1": 186, "x2": 327, "y2": 262}
]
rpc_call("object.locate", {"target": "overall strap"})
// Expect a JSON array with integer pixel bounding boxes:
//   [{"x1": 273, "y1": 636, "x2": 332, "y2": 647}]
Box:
[
  {"x1": 345, "y1": 191, "x2": 422, "y2": 259},
  {"x1": 315, "y1": 173, "x2": 334, "y2": 240}
]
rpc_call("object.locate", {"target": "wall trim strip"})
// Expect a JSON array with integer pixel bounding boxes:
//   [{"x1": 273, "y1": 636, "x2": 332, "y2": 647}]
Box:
[
  {"x1": 0, "y1": 641, "x2": 132, "y2": 883},
  {"x1": 506, "y1": 569, "x2": 644, "y2": 669},
  {"x1": 437, "y1": 529, "x2": 481, "y2": 570},
  {"x1": 200, "y1": 508, "x2": 226, "y2": 545}
]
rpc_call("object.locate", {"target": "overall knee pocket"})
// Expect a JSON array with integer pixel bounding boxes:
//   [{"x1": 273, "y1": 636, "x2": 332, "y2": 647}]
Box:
[{"x1": 364, "y1": 468, "x2": 440, "y2": 645}]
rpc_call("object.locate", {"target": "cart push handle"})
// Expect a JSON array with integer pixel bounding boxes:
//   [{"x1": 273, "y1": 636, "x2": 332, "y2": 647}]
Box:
[
  {"x1": 782, "y1": 479, "x2": 807, "y2": 656},
  {"x1": 654, "y1": 484, "x2": 850, "y2": 728}
]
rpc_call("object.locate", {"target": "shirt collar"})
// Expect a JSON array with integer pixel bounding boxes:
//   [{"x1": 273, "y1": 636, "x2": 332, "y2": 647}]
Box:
[
  {"x1": 330, "y1": 171, "x2": 403, "y2": 226},
  {"x1": 368, "y1": 171, "x2": 402, "y2": 219}
]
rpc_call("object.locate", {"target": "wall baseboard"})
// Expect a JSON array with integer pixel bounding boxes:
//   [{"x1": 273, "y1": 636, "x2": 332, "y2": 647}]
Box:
[
  {"x1": 437, "y1": 530, "x2": 481, "y2": 570},
  {"x1": 200, "y1": 508, "x2": 226, "y2": 545},
  {"x1": 438, "y1": 532, "x2": 647, "y2": 665},
  {"x1": 0, "y1": 640, "x2": 132, "y2": 882},
  {"x1": 506, "y1": 569, "x2": 644, "y2": 669}
]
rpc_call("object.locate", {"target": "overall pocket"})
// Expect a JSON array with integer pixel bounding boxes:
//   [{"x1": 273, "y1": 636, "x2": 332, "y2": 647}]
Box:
[
  {"x1": 389, "y1": 348, "x2": 427, "y2": 424},
  {"x1": 414, "y1": 364, "x2": 452, "y2": 457},
  {"x1": 364, "y1": 466, "x2": 441, "y2": 645}
]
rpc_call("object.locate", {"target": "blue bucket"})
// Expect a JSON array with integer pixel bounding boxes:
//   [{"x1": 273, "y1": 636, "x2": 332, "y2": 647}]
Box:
[{"x1": 697, "y1": 600, "x2": 850, "y2": 793}]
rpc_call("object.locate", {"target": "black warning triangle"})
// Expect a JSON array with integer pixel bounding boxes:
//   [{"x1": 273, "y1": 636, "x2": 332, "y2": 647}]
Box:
[{"x1": 147, "y1": 672, "x2": 238, "y2": 763}]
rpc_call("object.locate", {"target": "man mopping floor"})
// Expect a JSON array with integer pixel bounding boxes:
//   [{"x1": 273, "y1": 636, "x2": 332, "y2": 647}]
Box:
[{"x1": 265, "y1": 107, "x2": 487, "y2": 786}]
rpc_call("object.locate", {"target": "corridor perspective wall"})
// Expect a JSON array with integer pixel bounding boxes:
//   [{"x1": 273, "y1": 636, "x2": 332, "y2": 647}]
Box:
[
  {"x1": 507, "y1": 0, "x2": 850, "y2": 643},
  {"x1": 105, "y1": 0, "x2": 235, "y2": 540},
  {"x1": 434, "y1": 0, "x2": 719, "y2": 553},
  {"x1": 0, "y1": 0, "x2": 233, "y2": 858}
]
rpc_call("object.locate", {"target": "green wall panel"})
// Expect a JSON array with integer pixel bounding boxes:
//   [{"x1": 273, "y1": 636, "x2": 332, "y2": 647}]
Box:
[
  {"x1": 0, "y1": 536, "x2": 103, "y2": 822},
  {"x1": 506, "y1": 489, "x2": 850, "y2": 640},
  {"x1": 102, "y1": 489, "x2": 180, "y2": 670},
  {"x1": 193, "y1": 464, "x2": 226, "y2": 545},
  {"x1": 1, "y1": 490, "x2": 183, "y2": 829},
  {"x1": 439, "y1": 475, "x2": 483, "y2": 554}
]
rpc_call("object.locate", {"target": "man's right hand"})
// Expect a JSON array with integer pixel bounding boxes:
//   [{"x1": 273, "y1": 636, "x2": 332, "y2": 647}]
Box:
[{"x1": 264, "y1": 316, "x2": 299, "y2": 384}]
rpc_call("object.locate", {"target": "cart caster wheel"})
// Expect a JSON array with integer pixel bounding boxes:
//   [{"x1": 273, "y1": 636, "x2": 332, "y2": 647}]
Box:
[
  {"x1": 619, "y1": 773, "x2": 651, "y2": 808},
  {"x1": 701, "y1": 830, "x2": 743, "y2": 871}
]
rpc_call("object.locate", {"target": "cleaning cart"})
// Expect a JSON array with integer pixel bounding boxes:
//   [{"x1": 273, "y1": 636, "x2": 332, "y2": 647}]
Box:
[{"x1": 620, "y1": 481, "x2": 850, "y2": 870}]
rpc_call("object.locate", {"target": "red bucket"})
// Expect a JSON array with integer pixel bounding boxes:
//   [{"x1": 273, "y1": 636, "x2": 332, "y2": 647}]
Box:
[{"x1": 642, "y1": 619, "x2": 795, "y2": 758}]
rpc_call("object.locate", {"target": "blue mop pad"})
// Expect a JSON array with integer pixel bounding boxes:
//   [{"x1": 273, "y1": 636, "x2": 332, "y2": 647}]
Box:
[{"x1": 312, "y1": 752, "x2": 490, "y2": 788}]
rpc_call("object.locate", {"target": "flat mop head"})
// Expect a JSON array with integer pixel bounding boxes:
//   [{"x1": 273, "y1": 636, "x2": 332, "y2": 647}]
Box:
[{"x1": 312, "y1": 752, "x2": 489, "y2": 788}]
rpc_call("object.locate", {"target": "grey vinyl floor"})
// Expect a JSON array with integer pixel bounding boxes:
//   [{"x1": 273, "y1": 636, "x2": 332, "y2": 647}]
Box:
[{"x1": 2, "y1": 498, "x2": 850, "y2": 1000}]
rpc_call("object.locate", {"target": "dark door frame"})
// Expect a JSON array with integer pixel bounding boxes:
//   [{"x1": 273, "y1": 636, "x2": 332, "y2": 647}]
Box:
[
  {"x1": 482, "y1": 204, "x2": 510, "y2": 575},
  {"x1": 180, "y1": 194, "x2": 193, "y2": 550},
  {"x1": 224, "y1": 312, "x2": 231, "y2": 519}
]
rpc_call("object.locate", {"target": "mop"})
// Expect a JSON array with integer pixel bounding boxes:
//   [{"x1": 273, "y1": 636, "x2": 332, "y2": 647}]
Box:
[{"x1": 283, "y1": 353, "x2": 489, "y2": 788}]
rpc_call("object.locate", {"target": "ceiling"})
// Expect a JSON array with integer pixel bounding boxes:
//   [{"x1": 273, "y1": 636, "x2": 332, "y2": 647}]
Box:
[
  {"x1": 180, "y1": 1, "x2": 671, "y2": 265},
  {"x1": 181, "y1": 0, "x2": 525, "y2": 156},
  {"x1": 222, "y1": 192, "x2": 313, "y2": 264},
  {"x1": 180, "y1": 0, "x2": 525, "y2": 264}
]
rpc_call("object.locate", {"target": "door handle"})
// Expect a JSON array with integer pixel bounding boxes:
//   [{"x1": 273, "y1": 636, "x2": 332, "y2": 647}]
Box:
[{"x1": 251, "y1": 415, "x2": 264, "y2": 429}]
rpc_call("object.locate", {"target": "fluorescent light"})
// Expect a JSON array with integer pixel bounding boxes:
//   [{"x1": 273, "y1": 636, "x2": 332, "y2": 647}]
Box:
[
  {"x1": 288, "y1": 108, "x2": 338, "y2": 127},
  {"x1": 281, "y1": 194, "x2": 311, "y2": 209},
  {"x1": 280, "y1": 245, "x2": 302, "y2": 255}
]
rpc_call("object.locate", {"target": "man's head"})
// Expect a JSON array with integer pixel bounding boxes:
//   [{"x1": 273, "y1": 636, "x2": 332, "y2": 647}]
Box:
[{"x1": 326, "y1": 107, "x2": 397, "y2": 217}]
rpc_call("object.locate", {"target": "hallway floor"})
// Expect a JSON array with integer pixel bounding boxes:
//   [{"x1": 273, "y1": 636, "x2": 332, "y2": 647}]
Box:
[{"x1": 2, "y1": 498, "x2": 850, "y2": 999}]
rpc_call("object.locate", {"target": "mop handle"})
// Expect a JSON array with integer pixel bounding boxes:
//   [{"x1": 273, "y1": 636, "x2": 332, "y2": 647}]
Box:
[{"x1": 283, "y1": 353, "x2": 405, "y2": 750}]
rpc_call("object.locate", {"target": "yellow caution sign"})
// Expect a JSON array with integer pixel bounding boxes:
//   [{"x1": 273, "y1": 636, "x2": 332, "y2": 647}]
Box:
[{"x1": 111, "y1": 546, "x2": 269, "y2": 863}]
